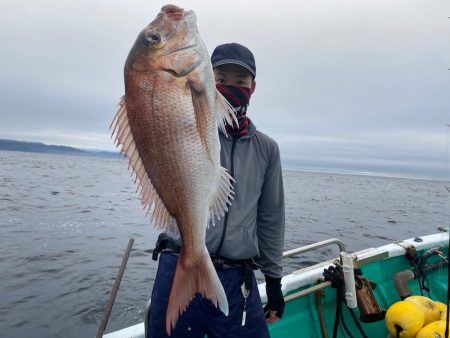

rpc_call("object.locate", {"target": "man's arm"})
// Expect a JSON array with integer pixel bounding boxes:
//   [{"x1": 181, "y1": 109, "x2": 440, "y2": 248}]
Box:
[
  {"x1": 256, "y1": 142, "x2": 285, "y2": 322},
  {"x1": 256, "y1": 142, "x2": 285, "y2": 278}
]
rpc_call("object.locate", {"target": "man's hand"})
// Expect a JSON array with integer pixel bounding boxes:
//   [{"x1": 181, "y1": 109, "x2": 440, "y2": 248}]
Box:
[{"x1": 264, "y1": 275, "x2": 285, "y2": 324}]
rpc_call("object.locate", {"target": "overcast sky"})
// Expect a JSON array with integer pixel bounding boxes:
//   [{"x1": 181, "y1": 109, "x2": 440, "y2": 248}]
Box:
[{"x1": 1, "y1": 0, "x2": 449, "y2": 179}]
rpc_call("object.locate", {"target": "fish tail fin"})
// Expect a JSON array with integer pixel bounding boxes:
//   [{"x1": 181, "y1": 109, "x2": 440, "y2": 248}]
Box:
[{"x1": 166, "y1": 251, "x2": 228, "y2": 335}]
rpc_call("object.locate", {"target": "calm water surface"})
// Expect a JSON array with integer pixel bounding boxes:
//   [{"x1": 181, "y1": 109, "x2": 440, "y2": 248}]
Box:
[{"x1": 0, "y1": 150, "x2": 449, "y2": 338}]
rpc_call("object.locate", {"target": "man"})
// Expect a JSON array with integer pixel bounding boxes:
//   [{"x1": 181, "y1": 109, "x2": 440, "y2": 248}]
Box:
[{"x1": 148, "y1": 42, "x2": 285, "y2": 338}]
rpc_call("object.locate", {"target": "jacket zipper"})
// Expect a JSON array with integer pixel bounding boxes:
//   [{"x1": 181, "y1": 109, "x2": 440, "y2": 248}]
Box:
[{"x1": 215, "y1": 139, "x2": 236, "y2": 255}]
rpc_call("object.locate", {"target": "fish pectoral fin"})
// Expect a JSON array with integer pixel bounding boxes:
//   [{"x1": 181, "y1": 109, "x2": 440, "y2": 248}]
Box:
[
  {"x1": 188, "y1": 78, "x2": 214, "y2": 163},
  {"x1": 111, "y1": 96, "x2": 178, "y2": 235},
  {"x1": 166, "y1": 250, "x2": 228, "y2": 335},
  {"x1": 209, "y1": 167, "x2": 235, "y2": 226},
  {"x1": 215, "y1": 89, "x2": 238, "y2": 135}
]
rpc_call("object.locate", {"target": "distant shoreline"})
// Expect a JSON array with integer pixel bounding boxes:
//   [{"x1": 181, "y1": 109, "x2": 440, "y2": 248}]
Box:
[
  {"x1": 1, "y1": 139, "x2": 448, "y2": 183},
  {"x1": 0, "y1": 139, "x2": 119, "y2": 158}
]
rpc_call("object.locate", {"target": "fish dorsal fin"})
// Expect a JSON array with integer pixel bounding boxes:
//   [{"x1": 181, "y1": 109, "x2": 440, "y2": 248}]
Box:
[
  {"x1": 209, "y1": 167, "x2": 235, "y2": 227},
  {"x1": 215, "y1": 89, "x2": 238, "y2": 135},
  {"x1": 111, "y1": 96, "x2": 178, "y2": 235}
]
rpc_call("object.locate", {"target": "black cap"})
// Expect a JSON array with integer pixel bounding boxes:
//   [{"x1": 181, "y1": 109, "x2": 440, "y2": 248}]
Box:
[{"x1": 211, "y1": 43, "x2": 256, "y2": 78}]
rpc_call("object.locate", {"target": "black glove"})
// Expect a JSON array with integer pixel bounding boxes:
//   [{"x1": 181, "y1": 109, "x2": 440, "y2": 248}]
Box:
[{"x1": 264, "y1": 275, "x2": 285, "y2": 319}]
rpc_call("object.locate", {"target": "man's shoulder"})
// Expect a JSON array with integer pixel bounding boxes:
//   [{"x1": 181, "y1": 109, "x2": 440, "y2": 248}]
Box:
[{"x1": 254, "y1": 130, "x2": 280, "y2": 150}]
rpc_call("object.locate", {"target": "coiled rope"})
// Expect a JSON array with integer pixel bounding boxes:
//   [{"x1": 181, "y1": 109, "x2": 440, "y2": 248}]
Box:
[{"x1": 323, "y1": 265, "x2": 368, "y2": 338}]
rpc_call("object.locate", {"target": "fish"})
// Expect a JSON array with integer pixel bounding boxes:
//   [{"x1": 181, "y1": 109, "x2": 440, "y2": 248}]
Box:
[{"x1": 110, "y1": 4, "x2": 237, "y2": 335}]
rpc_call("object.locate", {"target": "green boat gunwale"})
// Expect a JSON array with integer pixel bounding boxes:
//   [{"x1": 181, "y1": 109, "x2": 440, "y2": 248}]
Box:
[{"x1": 103, "y1": 231, "x2": 449, "y2": 338}]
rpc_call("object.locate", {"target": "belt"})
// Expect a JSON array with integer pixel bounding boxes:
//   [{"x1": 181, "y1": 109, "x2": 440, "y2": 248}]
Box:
[{"x1": 152, "y1": 233, "x2": 261, "y2": 274}]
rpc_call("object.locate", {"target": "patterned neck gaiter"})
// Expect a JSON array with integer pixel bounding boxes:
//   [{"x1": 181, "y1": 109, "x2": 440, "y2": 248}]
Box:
[{"x1": 216, "y1": 84, "x2": 252, "y2": 139}]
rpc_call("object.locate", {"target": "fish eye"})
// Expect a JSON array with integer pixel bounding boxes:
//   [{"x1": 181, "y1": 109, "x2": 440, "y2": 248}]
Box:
[{"x1": 146, "y1": 31, "x2": 161, "y2": 45}]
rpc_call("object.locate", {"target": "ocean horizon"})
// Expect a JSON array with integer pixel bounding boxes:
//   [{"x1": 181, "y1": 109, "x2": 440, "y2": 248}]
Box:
[{"x1": 2, "y1": 138, "x2": 449, "y2": 182}]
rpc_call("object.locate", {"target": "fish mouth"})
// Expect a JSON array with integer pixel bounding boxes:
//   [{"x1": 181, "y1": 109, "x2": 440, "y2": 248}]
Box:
[
  {"x1": 161, "y1": 5, "x2": 193, "y2": 20},
  {"x1": 165, "y1": 44, "x2": 197, "y2": 56}
]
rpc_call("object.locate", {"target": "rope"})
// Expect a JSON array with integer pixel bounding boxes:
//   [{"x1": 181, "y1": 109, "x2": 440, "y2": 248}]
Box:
[
  {"x1": 348, "y1": 308, "x2": 368, "y2": 338},
  {"x1": 420, "y1": 274, "x2": 431, "y2": 298},
  {"x1": 323, "y1": 264, "x2": 370, "y2": 338},
  {"x1": 323, "y1": 265, "x2": 355, "y2": 338}
]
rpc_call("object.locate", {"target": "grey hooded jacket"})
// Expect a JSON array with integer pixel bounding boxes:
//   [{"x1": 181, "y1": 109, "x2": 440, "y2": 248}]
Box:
[
  {"x1": 168, "y1": 119, "x2": 285, "y2": 278},
  {"x1": 207, "y1": 120, "x2": 285, "y2": 278}
]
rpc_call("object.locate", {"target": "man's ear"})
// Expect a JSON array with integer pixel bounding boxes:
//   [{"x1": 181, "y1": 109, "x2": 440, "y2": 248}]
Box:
[{"x1": 251, "y1": 80, "x2": 256, "y2": 94}]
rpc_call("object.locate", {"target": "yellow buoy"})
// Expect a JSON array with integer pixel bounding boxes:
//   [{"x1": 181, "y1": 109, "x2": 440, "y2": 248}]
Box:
[
  {"x1": 435, "y1": 301, "x2": 448, "y2": 321},
  {"x1": 385, "y1": 301, "x2": 425, "y2": 338},
  {"x1": 404, "y1": 296, "x2": 440, "y2": 325},
  {"x1": 415, "y1": 320, "x2": 447, "y2": 338}
]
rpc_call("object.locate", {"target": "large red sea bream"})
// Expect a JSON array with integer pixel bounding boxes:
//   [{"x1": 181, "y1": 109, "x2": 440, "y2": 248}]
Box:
[{"x1": 110, "y1": 4, "x2": 237, "y2": 335}]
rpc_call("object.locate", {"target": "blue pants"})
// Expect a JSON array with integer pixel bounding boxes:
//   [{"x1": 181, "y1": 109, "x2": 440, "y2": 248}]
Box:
[{"x1": 147, "y1": 252, "x2": 269, "y2": 338}]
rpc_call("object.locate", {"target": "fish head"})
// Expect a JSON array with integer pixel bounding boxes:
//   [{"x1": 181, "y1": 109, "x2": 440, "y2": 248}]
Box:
[{"x1": 125, "y1": 5, "x2": 205, "y2": 77}]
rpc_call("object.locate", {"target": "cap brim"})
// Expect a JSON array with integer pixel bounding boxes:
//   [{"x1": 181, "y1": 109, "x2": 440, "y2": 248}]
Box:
[{"x1": 212, "y1": 59, "x2": 256, "y2": 77}]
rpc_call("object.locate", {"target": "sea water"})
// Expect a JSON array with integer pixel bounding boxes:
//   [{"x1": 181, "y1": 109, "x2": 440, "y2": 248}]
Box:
[{"x1": 0, "y1": 150, "x2": 449, "y2": 338}]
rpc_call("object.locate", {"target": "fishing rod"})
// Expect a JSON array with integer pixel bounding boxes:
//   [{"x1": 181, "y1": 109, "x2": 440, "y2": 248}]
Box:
[
  {"x1": 443, "y1": 14, "x2": 450, "y2": 332},
  {"x1": 443, "y1": 43, "x2": 450, "y2": 338},
  {"x1": 446, "y1": 124, "x2": 450, "y2": 192},
  {"x1": 96, "y1": 238, "x2": 134, "y2": 338},
  {"x1": 443, "y1": 110, "x2": 450, "y2": 338}
]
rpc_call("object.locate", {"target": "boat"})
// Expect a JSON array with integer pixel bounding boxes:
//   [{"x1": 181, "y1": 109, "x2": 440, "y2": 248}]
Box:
[{"x1": 103, "y1": 228, "x2": 449, "y2": 338}]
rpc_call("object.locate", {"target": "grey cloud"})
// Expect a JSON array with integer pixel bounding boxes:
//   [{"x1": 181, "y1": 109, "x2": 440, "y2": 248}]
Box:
[{"x1": 1, "y1": 0, "x2": 449, "y2": 179}]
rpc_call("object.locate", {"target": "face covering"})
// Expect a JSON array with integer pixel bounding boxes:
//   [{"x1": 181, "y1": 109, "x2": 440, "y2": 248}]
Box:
[{"x1": 216, "y1": 84, "x2": 252, "y2": 139}]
